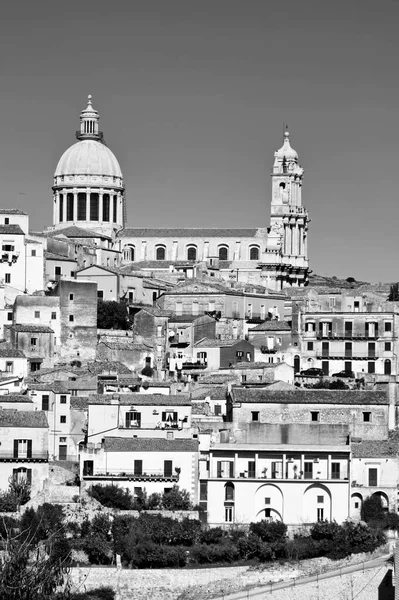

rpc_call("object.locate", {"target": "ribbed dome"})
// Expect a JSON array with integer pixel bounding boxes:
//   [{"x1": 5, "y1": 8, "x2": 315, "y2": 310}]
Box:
[{"x1": 54, "y1": 140, "x2": 123, "y2": 178}]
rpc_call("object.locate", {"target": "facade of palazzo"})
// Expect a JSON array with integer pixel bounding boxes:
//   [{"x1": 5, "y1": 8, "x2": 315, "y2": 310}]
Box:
[{"x1": 50, "y1": 97, "x2": 310, "y2": 290}]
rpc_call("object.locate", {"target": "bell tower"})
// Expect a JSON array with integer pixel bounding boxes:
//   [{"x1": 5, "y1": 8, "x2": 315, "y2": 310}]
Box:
[{"x1": 263, "y1": 129, "x2": 310, "y2": 288}]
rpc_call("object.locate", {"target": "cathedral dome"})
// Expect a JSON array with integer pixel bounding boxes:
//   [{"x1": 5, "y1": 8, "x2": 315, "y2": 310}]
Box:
[{"x1": 54, "y1": 140, "x2": 123, "y2": 178}]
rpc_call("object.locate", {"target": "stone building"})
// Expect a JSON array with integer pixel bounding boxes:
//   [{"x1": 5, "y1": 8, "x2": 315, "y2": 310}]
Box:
[{"x1": 48, "y1": 97, "x2": 310, "y2": 290}]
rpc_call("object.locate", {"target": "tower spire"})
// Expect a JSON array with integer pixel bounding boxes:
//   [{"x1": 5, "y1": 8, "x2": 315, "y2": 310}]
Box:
[{"x1": 76, "y1": 95, "x2": 103, "y2": 142}]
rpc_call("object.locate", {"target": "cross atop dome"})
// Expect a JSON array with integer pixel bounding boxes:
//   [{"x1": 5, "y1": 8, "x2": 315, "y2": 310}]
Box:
[{"x1": 76, "y1": 95, "x2": 104, "y2": 142}]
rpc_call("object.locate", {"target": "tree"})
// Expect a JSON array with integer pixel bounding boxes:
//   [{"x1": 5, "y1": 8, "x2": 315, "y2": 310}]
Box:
[
  {"x1": 388, "y1": 283, "x2": 399, "y2": 301},
  {"x1": 361, "y1": 495, "x2": 386, "y2": 523},
  {"x1": 161, "y1": 486, "x2": 192, "y2": 510},
  {"x1": 97, "y1": 300, "x2": 132, "y2": 330}
]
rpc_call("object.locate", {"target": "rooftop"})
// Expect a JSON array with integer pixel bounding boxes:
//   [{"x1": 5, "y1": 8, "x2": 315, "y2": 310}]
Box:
[
  {"x1": 352, "y1": 438, "x2": 399, "y2": 458},
  {"x1": 0, "y1": 209, "x2": 27, "y2": 215},
  {"x1": 230, "y1": 389, "x2": 388, "y2": 405},
  {"x1": 87, "y1": 393, "x2": 191, "y2": 406},
  {"x1": 195, "y1": 338, "x2": 252, "y2": 348},
  {"x1": 0, "y1": 410, "x2": 48, "y2": 428},
  {"x1": 103, "y1": 436, "x2": 198, "y2": 453},
  {"x1": 0, "y1": 395, "x2": 32, "y2": 403},
  {"x1": 7, "y1": 324, "x2": 54, "y2": 333},
  {"x1": 0, "y1": 225, "x2": 25, "y2": 235},
  {"x1": 119, "y1": 228, "x2": 260, "y2": 238},
  {"x1": 249, "y1": 320, "x2": 292, "y2": 332}
]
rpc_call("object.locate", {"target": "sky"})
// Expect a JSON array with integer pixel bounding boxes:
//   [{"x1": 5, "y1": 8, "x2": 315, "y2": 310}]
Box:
[{"x1": 0, "y1": 0, "x2": 398, "y2": 283}]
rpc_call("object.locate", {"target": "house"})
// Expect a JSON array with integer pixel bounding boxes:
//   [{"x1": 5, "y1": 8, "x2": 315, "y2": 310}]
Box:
[
  {"x1": 27, "y1": 382, "x2": 78, "y2": 461},
  {"x1": 350, "y1": 436, "x2": 399, "y2": 518},
  {"x1": 192, "y1": 338, "x2": 255, "y2": 371},
  {"x1": 12, "y1": 295, "x2": 61, "y2": 358},
  {"x1": 85, "y1": 393, "x2": 193, "y2": 444},
  {"x1": 0, "y1": 409, "x2": 49, "y2": 496},
  {"x1": 0, "y1": 347, "x2": 28, "y2": 383},
  {"x1": 248, "y1": 320, "x2": 293, "y2": 363},
  {"x1": 80, "y1": 437, "x2": 199, "y2": 504},
  {"x1": 5, "y1": 324, "x2": 55, "y2": 372},
  {"x1": 133, "y1": 306, "x2": 170, "y2": 373},
  {"x1": 228, "y1": 388, "x2": 392, "y2": 440}
]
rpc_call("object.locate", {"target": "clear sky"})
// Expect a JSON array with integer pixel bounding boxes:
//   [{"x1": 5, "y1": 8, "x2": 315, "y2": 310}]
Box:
[{"x1": 0, "y1": 0, "x2": 398, "y2": 282}]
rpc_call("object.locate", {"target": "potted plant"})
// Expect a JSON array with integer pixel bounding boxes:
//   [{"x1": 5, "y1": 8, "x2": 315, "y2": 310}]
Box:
[
  {"x1": 293, "y1": 465, "x2": 298, "y2": 479},
  {"x1": 262, "y1": 467, "x2": 268, "y2": 478}
]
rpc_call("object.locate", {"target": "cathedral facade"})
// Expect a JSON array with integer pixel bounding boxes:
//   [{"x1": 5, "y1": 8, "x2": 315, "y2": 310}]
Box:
[{"x1": 51, "y1": 97, "x2": 310, "y2": 290}]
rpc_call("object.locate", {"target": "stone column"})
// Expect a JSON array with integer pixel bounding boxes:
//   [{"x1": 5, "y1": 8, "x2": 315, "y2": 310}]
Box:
[
  {"x1": 73, "y1": 191, "x2": 78, "y2": 223},
  {"x1": 53, "y1": 192, "x2": 58, "y2": 225},
  {"x1": 99, "y1": 191, "x2": 103, "y2": 223}
]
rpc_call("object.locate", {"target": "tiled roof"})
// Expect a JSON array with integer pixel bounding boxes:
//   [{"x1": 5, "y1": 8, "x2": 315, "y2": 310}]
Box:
[
  {"x1": 0, "y1": 395, "x2": 32, "y2": 403},
  {"x1": 233, "y1": 361, "x2": 281, "y2": 370},
  {"x1": 0, "y1": 410, "x2": 48, "y2": 428},
  {"x1": 86, "y1": 361, "x2": 132, "y2": 375},
  {"x1": 0, "y1": 348, "x2": 26, "y2": 358},
  {"x1": 249, "y1": 320, "x2": 291, "y2": 332},
  {"x1": 191, "y1": 387, "x2": 228, "y2": 400},
  {"x1": 7, "y1": 324, "x2": 54, "y2": 333},
  {"x1": 119, "y1": 228, "x2": 259, "y2": 238},
  {"x1": 0, "y1": 225, "x2": 25, "y2": 235},
  {"x1": 351, "y1": 439, "x2": 399, "y2": 458},
  {"x1": 45, "y1": 226, "x2": 112, "y2": 240},
  {"x1": 266, "y1": 381, "x2": 296, "y2": 391},
  {"x1": 28, "y1": 382, "x2": 68, "y2": 394},
  {"x1": 103, "y1": 436, "x2": 198, "y2": 452},
  {"x1": 142, "y1": 278, "x2": 169, "y2": 289},
  {"x1": 45, "y1": 251, "x2": 75, "y2": 262},
  {"x1": 231, "y1": 389, "x2": 388, "y2": 405},
  {"x1": 70, "y1": 396, "x2": 90, "y2": 410},
  {"x1": 194, "y1": 338, "x2": 250, "y2": 348},
  {"x1": 136, "y1": 306, "x2": 171, "y2": 318},
  {"x1": 199, "y1": 373, "x2": 240, "y2": 384},
  {"x1": 87, "y1": 393, "x2": 191, "y2": 406},
  {"x1": 169, "y1": 315, "x2": 208, "y2": 324},
  {"x1": 66, "y1": 379, "x2": 97, "y2": 391},
  {"x1": 0, "y1": 209, "x2": 27, "y2": 215}
]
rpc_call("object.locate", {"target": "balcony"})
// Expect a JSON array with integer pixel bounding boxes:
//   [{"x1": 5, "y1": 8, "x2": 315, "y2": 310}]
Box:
[
  {"x1": 83, "y1": 469, "x2": 179, "y2": 482},
  {"x1": 260, "y1": 347, "x2": 277, "y2": 354},
  {"x1": 0, "y1": 251, "x2": 20, "y2": 264},
  {"x1": 0, "y1": 452, "x2": 48, "y2": 463},
  {"x1": 120, "y1": 420, "x2": 187, "y2": 430},
  {"x1": 316, "y1": 333, "x2": 379, "y2": 341},
  {"x1": 316, "y1": 352, "x2": 377, "y2": 360},
  {"x1": 209, "y1": 470, "x2": 348, "y2": 482},
  {"x1": 181, "y1": 361, "x2": 208, "y2": 370}
]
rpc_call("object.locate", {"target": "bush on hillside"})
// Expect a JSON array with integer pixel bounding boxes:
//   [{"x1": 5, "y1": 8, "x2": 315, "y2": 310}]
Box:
[{"x1": 88, "y1": 484, "x2": 133, "y2": 509}]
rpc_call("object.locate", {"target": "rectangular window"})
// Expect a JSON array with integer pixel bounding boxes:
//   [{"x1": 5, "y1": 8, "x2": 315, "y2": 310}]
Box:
[
  {"x1": 4, "y1": 218, "x2": 9, "y2": 225},
  {"x1": 166, "y1": 431, "x2": 174, "y2": 440},
  {"x1": 134, "y1": 460, "x2": 143, "y2": 476},
  {"x1": 13, "y1": 439, "x2": 32, "y2": 459},
  {"x1": 241, "y1": 374, "x2": 247, "y2": 383},
  {"x1": 30, "y1": 362, "x2": 41, "y2": 372},
  {"x1": 69, "y1": 293, "x2": 74, "y2": 301},
  {"x1": 307, "y1": 341, "x2": 314, "y2": 351},
  {"x1": 385, "y1": 342, "x2": 391, "y2": 351},
  {"x1": 331, "y1": 463, "x2": 341, "y2": 479},
  {"x1": 60, "y1": 395, "x2": 67, "y2": 404},
  {"x1": 55, "y1": 266, "x2": 61, "y2": 277},
  {"x1": 77, "y1": 193, "x2": 87, "y2": 220},
  {"x1": 344, "y1": 361, "x2": 352, "y2": 372},
  {"x1": 311, "y1": 411, "x2": 319, "y2": 422},
  {"x1": 5, "y1": 361, "x2": 13, "y2": 373},
  {"x1": 345, "y1": 342, "x2": 352, "y2": 358},
  {"x1": 58, "y1": 445, "x2": 67, "y2": 460},
  {"x1": 217, "y1": 461, "x2": 234, "y2": 478},
  {"x1": 97, "y1": 290, "x2": 104, "y2": 299},
  {"x1": 368, "y1": 362, "x2": 375, "y2": 374},
  {"x1": 317, "y1": 496, "x2": 324, "y2": 503},
  {"x1": 60, "y1": 416, "x2": 66, "y2": 424},
  {"x1": 329, "y1": 297, "x2": 336, "y2": 308},
  {"x1": 69, "y1": 315, "x2": 74, "y2": 322},
  {"x1": 304, "y1": 462, "x2": 313, "y2": 479},
  {"x1": 344, "y1": 321, "x2": 353, "y2": 337},
  {"x1": 317, "y1": 508, "x2": 324, "y2": 522},
  {"x1": 200, "y1": 482, "x2": 208, "y2": 501},
  {"x1": 34, "y1": 311, "x2": 40, "y2": 319},
  {"x1": 113, "y1": 195, "x2": 117, "y2": 223},
  {"x1": 90, "y1": 193, "x2": 99, "y2": 221},
  {"x1": 368, "y1": 468, "x2": 378, "y2": 487},
  {"x1": 214, "y1": 404, "x2": 222, "y2": 416},
  {"x1": 385, "y1": 322, "x2": 392, "y2": 332},
  {"x1": 225, "y1": 506, "x2": 233, "y2": 522},
  {"x1": 51, "y1": 312, "x2": 56, "y2": 320},
  {"x1": 5, "y1": 273, "x2": 11, "y2": 284},
  {"x1": 125, "y1": 411, "x2": 141, "y2": 428},
  {"x1": 103, "y1": 194, "x2": 110, "y2": 222},
  {"x1": 248, "y1": 461, "x2": 256, "y2": 478},
  {"x1": 251, "y1": 411, "x2": 260, "y2": 422},
  {"x1": 265, "y1": 497, "x2": 271, "y2": 505},
  {"x1": 322, "y1": 361, "x2": 329, "y2": 375},
  {"x1": 363, "y1": 412, "x2": 371, "y2": 422},
  {"x1": 31, "y1": 249, "x2": 36, "y2": 257},
  {"x1": 67, "y1": 194, "x2": 74, "y2": 221},
  {"x1": 31, "y1": 337, "x2": 37, "y2": 346},
  {"x1": 7, "y1": 312, "x2": 12, "y2": 321},
  {"x1": 164, "y1": 460, "x2": 173, "y2": 477}
]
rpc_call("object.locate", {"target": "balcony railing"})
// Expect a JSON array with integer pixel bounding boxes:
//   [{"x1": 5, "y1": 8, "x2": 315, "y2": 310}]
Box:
[
  {"x1": 181, "y1": 361, "x2": 208, "y2": 370},
  {"x1": 84, "y1": 469, "x2": 179, "y2": 481},
  {"x1": 316, "y1": 353, "x2": 378, "y2": 360},
  {"x1": 0, "y1": 452, "x2": 49, "y2": 462},
  {"x1": 209, "y1": 470, "x2": 348, "y2": 481},
  {"x1": 315, "y1": 333, "x2": 379, "y2": 340},
  {"x1": 120, "y1": 421, "x2": 187, "y2": 430}
]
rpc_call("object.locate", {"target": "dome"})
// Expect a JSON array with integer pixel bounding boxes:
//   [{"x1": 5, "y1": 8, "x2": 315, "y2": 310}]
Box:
[
  {"x1": 54, "y1": 139, "x2": 123, "y2": 178},
  {"x1": 275, "y1": 130, "x2": 298, "y2": 162}
]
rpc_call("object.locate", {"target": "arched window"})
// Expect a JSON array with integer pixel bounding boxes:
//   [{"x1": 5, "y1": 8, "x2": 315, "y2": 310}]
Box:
[
  {"x1": 156, "y1": 246, "x2": 166, "y2": 260},
  {"x1": 225, "y1": 482, "x2": 234, "y2": 502},
  {"x1": 187, "y1": 246, "x2": 197, "y2": 261},
  {"x1": 123, "y1": 245, "x2": 135, "y2": 262},
  {"x1": 249, "y1": 246, "x2": 260, "y2": 261},
  {"x1": 294, "y1": 355, "x2": 300, "y2": 374},
  {"x1": 384, "y1": 359, "x2": 391, "y2": 375},
  {"x1": 218, "y1": 246, "x2": 228, "y2": 261}
]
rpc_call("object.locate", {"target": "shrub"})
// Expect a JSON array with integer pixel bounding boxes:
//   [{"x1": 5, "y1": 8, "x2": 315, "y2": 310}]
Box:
[
  {"x1": 83, "y1": 533, "x2": 113, "y2": 565},
  {"x1": 141, "y1": 365, "x2": 154, "y2": 377},
  {"x1": 88, "y1": 484, "x2": 133, "y2": 509},
  {"x1": 200, "y1": 526, "x2": 226, "y2": 545},
  {"x1": 384, "y1": 512, "x2": 399, "y2": 531},
  {"x1": 0, "y1": 491, "x2": 18, "y2": 512},
  {"x1": 190, "y1": 541, "x2": 239, "y2": 564},
  {"x1": 161, "y1": 486, "x2": 192, "y2": 510},
  {"x1": 8, "y1": 476, "x2": 31, "y2": 505},
  {"x1": 70, "y1": 587, "x2": 115, "y2": 600},
  {"x1": 361, "y1": 495, "x2": 386, "y2": 523},
  {"x1": 249, "y1": 520, "x2": 287, "y2": 544}
]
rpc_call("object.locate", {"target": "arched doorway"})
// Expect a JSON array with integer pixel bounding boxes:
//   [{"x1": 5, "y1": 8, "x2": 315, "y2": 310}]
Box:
[
  {"x1": 303, "y1": 484, "x2": 332, "y2": 523},
  {"x1": 372, "y1": 491, "x2": 389, "y2": 511},
  {"x1": 384, "y1": 359, "x2": 391, "y2": 375},
  {"x1": 351, "y1": 492, "x2": 363, "y2": 520}
]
